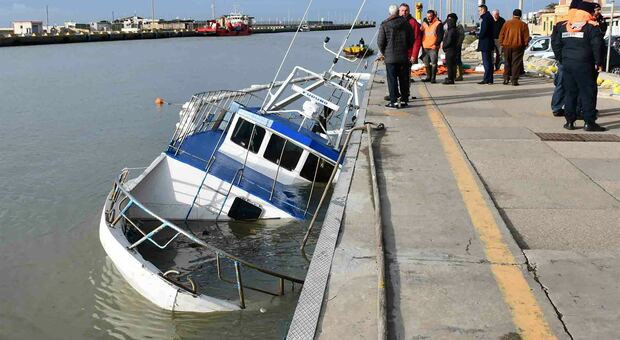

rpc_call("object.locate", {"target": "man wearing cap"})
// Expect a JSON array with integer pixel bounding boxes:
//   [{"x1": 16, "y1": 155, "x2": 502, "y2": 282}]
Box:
[
  {"x1": 551, "y1": 0, "x2": 606, "y2": 131},
  {"x1": 477, "y1": 5, "x2": 495, "y2": 84},
  {"x1": 499, "y1": 9, "x2": 530, "y2": 86}
]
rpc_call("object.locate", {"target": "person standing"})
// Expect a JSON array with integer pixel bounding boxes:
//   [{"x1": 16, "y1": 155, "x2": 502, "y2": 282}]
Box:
[
  {"x1": 421, "y1": 10, "x2": 444, "y2": 83},
  {"x1": 551, "y1": 19, "x2": 568, "y2": 117},
  {"x1": 492, "y1": 9, "x2": 506, "y2": 71},
  {"x1": 442, "y1": 16, "x2": 459, "y2": 84},
  {"x1": 499, "y1": 9, "x2": 530, "y2": 86},
  {"x1": 478, "y1": 5, "x2": 495, "y2": 84},
  {"x1": 378, "y1": 4, "x2": 414, "y2": 108},
  {"x1": 551, "y1": 1, "x2": 606, "y2": 131},
  {"x1": 400, "y1": 3, "x2": 422, "y2": 84},
  {"x1": 448, "y1": 13, "x2": 466, "y2": 81}
]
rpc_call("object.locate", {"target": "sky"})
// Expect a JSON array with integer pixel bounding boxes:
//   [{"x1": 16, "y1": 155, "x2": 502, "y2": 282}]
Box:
[{"x1": 1, "y1": 0, "x2": 552, "y2": 27}]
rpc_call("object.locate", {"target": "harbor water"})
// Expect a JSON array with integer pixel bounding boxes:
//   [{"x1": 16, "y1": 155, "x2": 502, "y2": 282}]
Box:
[{"x1": 0, "y1": 28, "x2": 376, "y2": 339}]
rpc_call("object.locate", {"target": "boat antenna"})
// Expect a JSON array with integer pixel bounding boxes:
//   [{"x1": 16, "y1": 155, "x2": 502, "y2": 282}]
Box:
[
  {"x1": 327, "y1": 0, "x2": 367, "y2": 73},
  {"x1": 260, "y1": 0, "x2": 316, "y2": 110}
]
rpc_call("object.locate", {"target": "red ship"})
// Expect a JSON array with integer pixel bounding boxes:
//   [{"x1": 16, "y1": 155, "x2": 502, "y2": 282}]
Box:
[{"x1": 196, "y1": 12, "x2": 253, "y2": 36}]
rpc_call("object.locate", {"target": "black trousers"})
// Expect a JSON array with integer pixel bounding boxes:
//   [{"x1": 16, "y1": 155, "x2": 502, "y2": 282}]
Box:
[
  {"x1": 445, "y1": 49, "x2": 457, "y2": 81},
  {"x1": 386, "y1": 63, "x2": 410, "y2": 103},
  {"x1": 563, "y1": 62, "x2": 598, "y2": 124}
]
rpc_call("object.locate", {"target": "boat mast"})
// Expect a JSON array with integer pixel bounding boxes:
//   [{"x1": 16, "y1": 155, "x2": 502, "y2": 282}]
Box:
[{"x1": 211, "y1": 0, "x2": 216, "y2": 19}]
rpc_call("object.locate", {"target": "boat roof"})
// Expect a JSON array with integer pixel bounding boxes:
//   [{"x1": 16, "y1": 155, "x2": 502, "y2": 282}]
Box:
[{"x1": 237, "y1": 105, "x2": 340, "y2": 163}]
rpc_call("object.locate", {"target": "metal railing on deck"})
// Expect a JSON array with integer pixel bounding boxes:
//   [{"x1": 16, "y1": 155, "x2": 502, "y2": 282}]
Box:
[{"x1": 105, "y1": 172, "x2": 304, "y2": 309}]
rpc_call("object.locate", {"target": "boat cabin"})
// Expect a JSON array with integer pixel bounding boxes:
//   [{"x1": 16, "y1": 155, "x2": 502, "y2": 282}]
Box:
[{"x1": 218, "y1": 104, "x2": 339, "y2": 186}]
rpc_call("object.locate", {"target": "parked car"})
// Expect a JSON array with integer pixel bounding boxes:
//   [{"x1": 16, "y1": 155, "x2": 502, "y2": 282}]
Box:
[
  {"x1": 524, "y1": 35, "x2": 619, "y2": 74},
  {"x1": 524, "y1": 36, "x2": 554, "y2": 59},
  {"x1": 604, "y1": 36, "x2": 620, "y2": 74}
]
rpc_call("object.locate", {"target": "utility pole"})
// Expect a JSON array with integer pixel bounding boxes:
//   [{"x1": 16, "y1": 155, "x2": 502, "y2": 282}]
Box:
[
  {"x1": 211, "y1": 0, "x2": 216, "y2": 19},
  {"x1": 607, "y1": 0, "x2": 615, "y2": 72},
  {"x1": 518, "y1": 0, "x2": 524, "y2": 10},
  {"x1": 462, "y1": 0, "x2": 466, "y2": 25},
  {"x1": 151, "y1": 0, "x2": 155, "y2": 32},
  {"x1": 46, "y1": 5, "x2": 49, "y2": 33}
]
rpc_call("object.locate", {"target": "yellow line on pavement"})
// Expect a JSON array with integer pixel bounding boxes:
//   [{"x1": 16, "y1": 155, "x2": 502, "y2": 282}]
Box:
[{"x1": 419, "y1": 85, "x2": 557, "y2": 340}]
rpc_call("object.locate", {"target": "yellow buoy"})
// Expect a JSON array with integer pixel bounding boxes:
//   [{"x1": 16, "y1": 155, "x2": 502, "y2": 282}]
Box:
[
  {"x1": 597, "y1": 77, "x2": 604, "y2": 86},
  {"x1": 155, "y1": 97, "x2": 165, "y2": 106},
  {"x1": 613, "y1": 85, "x2": 620, "y2": 95}
]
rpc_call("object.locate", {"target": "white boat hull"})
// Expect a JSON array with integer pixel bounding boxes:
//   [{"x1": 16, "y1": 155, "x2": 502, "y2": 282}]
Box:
[{"x1": 98, "y1": 209, "x2": 241, "y2": 313}]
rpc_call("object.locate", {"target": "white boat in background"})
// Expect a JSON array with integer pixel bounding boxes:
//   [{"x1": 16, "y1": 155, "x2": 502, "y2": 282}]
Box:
[{"x1": 99, "y1": 0, "x2": 373, "y2": 313}]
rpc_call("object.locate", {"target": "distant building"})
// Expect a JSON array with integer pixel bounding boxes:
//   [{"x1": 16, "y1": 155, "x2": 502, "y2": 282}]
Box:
[
  {"x1": 0, "y1": 27, "x2": 12, "y2": 37},
  {"x1": 113, "y1": 16, "x2": 147, "y2": 33},
  {"x1": 144, "y1": 19, "x2": 194, "y2": 31},
  {"x1": 91, "y1": 21, "x2": 112, "y2": 32},
  {"x1": 12, "y1": 20, "x2": 43, "y2": 35}
]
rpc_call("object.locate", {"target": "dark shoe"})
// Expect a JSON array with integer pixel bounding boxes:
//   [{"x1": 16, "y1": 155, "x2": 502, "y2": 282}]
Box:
[
  {"x1": 563, "y1": 121, "x2": 576, "y2": 130},
  {"x1": 385, "y1": 102, "x2": 399, "y2": 109},
  {"x1": 400, "y1": 102, "x2": 409, "y2": 108},
  {"x1": 430, "y1": 66, "x2": 437, "y2": 83},
  {"x1": 442, "y1": 79, "x2": 455, "y2": 85},
  {"x1": 477, "y1": 81, "x2": 487, "y2": 84},
  {"x1": 584, "y1": 122, "x2": 607, "y2": 132},
  {"x1": 410, "y1": 78, "x2": 416, "y2": 83},
  {"x1": 422, "y1": 66, "x2": 432, "y2": 82},
  {"x1": 552, "y1": 109, "x2": 565, "y2": 117},
  {"x1": 512, "y1": 82, "x2": 520, "y2": 86},
  {"x1": 503, "y1": 79, "x2": 510, "y2": 85}
]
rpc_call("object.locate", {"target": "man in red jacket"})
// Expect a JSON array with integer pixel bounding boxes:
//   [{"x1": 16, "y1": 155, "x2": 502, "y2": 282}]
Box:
[
  {"x1": 399, "y1": 3, "x2": 422, "y2": 101},
  {"x1": 400, "y1": 4, "x2": 422, "y2": 76}
]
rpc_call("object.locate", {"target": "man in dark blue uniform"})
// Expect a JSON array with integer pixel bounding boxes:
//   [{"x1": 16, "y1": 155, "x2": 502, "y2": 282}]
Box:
[
  {"x1": 477, "y1": 5, "x2": 495, "y2": 84},
  {"x1": 551, "y1": 1, "x2": 606, "y2": 131}
]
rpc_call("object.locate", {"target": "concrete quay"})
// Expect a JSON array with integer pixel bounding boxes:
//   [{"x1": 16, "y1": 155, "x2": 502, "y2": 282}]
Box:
[{"x1": 304, "y1": 64, "x2": 620, "y2": 339}]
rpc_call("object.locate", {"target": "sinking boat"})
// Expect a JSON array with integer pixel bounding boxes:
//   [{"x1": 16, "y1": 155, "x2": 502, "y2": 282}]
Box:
[{"x1": 100, "y1": 5, "x2": 371, "y2": 313}]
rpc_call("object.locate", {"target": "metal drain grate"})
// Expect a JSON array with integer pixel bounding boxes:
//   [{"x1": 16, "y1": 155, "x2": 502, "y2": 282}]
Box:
[{"x1": 536, "y1": 133, "x2": 620, "y2": 142}]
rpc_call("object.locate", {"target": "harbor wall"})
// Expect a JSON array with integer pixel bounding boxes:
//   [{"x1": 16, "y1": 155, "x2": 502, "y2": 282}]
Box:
[{"x1": 0, "y1": 24, "x2": 376, "y2": 47}]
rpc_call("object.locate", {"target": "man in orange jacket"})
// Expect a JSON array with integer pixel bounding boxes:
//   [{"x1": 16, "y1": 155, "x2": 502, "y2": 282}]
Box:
[
  {"x1": 499, "y1": 9, "x2": 530, "y2": 86},
  {"x1": 421, "y1": 10, "x2": 443, "y2": 83}
]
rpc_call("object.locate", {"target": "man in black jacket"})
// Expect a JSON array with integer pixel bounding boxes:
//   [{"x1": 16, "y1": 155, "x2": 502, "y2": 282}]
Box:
[
  {"x1": 492, "y1": 9, "x2": 506, "y2": 71},
  {"x1": 442, "y1": 15, "x2": 458, "y2": 84},
  {"x1": 551, "y1": 1, "x2": 605, "y2": 131},
  {"x1": 478, "y1": 5, "x2": 495, "y2": 84},
  {"x1": 378, "y1": 4, "x2": 414, "y2": 108}
]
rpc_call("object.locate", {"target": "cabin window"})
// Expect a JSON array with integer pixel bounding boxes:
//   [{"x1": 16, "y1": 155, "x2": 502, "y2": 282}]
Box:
[
  {"x1": 300, "y1": 153, "x2": 335, "y2": 183},
  {"x1": 230, "y1": 118, "x2": 265, "y2": 153},
  {"x1": 264, "y1": 134, "x2": 303, "y2": 171}
]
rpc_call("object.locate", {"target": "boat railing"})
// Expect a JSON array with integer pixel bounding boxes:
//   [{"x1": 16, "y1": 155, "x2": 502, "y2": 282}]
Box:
[
  {"x1": 105, "y1": 171, "x2": 304, "y2": 309},
  {"x1": 170, "y1": 90, "x2": 261, "y2": 153}
]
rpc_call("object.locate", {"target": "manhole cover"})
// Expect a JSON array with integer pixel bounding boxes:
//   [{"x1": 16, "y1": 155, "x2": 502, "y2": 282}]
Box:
[{"x1": 535, "y1": 133, "x2": 620, "y2": 142}]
